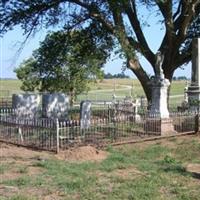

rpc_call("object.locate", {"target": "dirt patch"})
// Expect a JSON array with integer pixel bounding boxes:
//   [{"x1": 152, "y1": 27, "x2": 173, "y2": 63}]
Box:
[
  {"x1": 113, "y1": 166, "x2": 147, "y2": 179},
  {"x1": 0, "y1": 142, "x2": 54, "y2": 161},
  {"x1": 56, "y1": 146, "x2": 108, "y2": 162},
  {"x1": 28, "y1": 166, "x2": 45, "y2": 176},
  {"x1": 0, "y1": 171, "x2": 22, "y2": 181},
  {"x1": 0, "y1": 185, "x2": 19, "y2": 198},
  {"x1": 156, "y1": 139, "x2": 177, "y2": 149},
  {"x1": 186, "y1": 164, "x2": 200, "y2": 175},
  {"x1": 43, "y1": 191, "x2": 63, "y2": 200},
  {"x1": 24, "y1": 187, "x2": 53, "y2": 200}
]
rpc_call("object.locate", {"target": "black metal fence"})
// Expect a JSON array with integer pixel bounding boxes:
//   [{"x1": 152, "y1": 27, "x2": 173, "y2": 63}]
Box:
[
  {"x1": 0, "y1": 116, "x2": 57, "y2": 151},
  {"x1": 0, "y1": 105, "x2": 198, "y2": 153}
]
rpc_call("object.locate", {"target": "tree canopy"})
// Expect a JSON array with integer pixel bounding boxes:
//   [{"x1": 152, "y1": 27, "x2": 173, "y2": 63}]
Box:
[
  {"x1": 15, "y1": 29, "x2": 112, "y2": 105},
  {"x1": 1, "y1": 0, "x2": 200, "y2": 102}
]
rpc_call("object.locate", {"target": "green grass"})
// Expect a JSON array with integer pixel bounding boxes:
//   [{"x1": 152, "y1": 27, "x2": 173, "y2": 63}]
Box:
[
  {"x1": 0, "y1": 163, "x2": 11, "y2": 174},
  {"x1": 170, "y1": 80, "x2": 186, "y2": 95},
  {"x1": 1, "y1": 136, "x2": 200, "y2": 199},
  {"x1": 0, "y1": 80, "x2": 22, "y2": 96},
  {"x1": 0, "y1": 79, "x2": 186, "y2": 106},
  {"x1": 0, "y1": 79, "x2": 186, "y2": 95},
  {"x1": 2, "y1": 195, "x2": 37, "y2": 200}
]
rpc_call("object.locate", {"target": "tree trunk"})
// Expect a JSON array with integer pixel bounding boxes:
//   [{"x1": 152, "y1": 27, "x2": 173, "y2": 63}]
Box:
[
  {"x1": 128, "y1": 57, "x2": 175, "y2": 110},
  {"x1": 69, "y1": 89, "x2": 75, "y2": 107},
  {"x1": 128, "y1": 58, "x2": 151, "y2": 103}
]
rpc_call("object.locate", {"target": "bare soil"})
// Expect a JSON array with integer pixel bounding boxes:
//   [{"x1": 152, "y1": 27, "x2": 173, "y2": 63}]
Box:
[
  {"x1": 113, "y1": 166, "x2": 147, "y2": 179},
  {"x1": 0, "y1": 142, "x2": 108, "y2": 163},
  {"x1": 56, "y1": 145, "x2": 108, "y2": 162},
  {"x1": 0, "y1": 142, "x2": 109, "y2": 199},
  {"x1": 186, "y1": 164, "x2": 200, "y2": 175}
]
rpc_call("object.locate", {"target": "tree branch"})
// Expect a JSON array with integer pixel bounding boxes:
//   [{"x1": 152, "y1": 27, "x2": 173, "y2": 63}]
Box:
[
  {"x1": 68, "y1": 0, "x2": 114, "y2": 33},
  {"x1": 173, "y1": 0, "x2": 183, "y2": 20},
  {"x1": 174, "y1": 0, "x2": 199, "y2": 42},
  {"x1": 128, "y1": 58, "x2": 151, "y2": 101},
  {"x1": 124, "y1": 1, "x2": 155, "y2": 69}
]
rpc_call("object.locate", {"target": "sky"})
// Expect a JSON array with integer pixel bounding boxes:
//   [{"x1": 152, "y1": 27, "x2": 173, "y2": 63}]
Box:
[{"x1": 0, "y1": 7, "x2": 191, "y2": 79}]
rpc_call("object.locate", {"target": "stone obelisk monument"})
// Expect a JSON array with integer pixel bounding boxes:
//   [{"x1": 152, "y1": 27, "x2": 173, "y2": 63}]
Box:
[{"x1": 187, "y1": 37, "x2": 200, "y2": 110}]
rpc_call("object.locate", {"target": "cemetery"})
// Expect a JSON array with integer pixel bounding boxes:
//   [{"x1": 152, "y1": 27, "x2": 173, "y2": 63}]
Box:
[
  {"x1": 1, "y1": 36, "x2": 200, "y2": 153},
  {"x1": 0, "y1": 87, "x2": 198, "y2": 153},
  {"x1": 1, "y1": 2, "x2": 200, "y2": 199},
  {"x1": 0, "y1": 0, "x2": 200, "y2": 200},
  {"x1": 0, "y1": 9, "x2": 199, "y2": 154}
]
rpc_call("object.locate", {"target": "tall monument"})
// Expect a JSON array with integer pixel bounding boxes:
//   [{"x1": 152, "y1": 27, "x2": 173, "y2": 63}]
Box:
[
  {"x1": 149, "y1": 51, "x2": 170, "y2": 118},
  {"x1": 187, "y1": 37, "x2": 200, "y2": 108},
  {"x1": 186, "y1": 15, "x2": 200, "y2": 110},
  {"x1": 148, "y1": 51, "x2": 175, "y2": 135}
]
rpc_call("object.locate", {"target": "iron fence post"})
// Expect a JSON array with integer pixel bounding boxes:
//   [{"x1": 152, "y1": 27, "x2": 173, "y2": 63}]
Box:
[
  {"x1": 56, "y1": 118, "x2": 60, "y2": 153},
  {"x1": 195, "y1": 114, "x2": 199, "y2": 134}
]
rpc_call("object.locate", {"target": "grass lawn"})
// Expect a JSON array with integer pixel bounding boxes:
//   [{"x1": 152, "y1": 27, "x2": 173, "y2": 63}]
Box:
[
  {"x1": 0, "y1": 135, "x2": 200, "y2": 200},
  {"x1": 0, "y1": 79, "x2": 186, "y2": 96},
  {"x1": 0, "y1": 79, "x2": 186, "y2": 105},
  {"x1": 0, "y1": 80, "x2": 22, "y2": 97}
]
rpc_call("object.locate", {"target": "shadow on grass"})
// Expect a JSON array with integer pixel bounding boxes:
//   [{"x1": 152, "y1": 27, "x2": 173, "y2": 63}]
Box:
[
  {"x1": 155, "y1": 155, "x2": 199, "y2": 179},
  {"x1": 157, "y1": 160, "x2": 200, "y2": 180},
  {"x1": 191, "y1": 172, "x2": 200, "y2": 179},
  {"x1": 162, "y1": 164, "x2": 187, "y2": 175}
]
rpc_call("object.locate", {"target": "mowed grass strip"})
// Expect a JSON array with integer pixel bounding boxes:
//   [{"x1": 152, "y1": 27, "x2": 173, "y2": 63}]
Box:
[{"x1": 1, "y1": 136, "x2": 200, "y2": 200}]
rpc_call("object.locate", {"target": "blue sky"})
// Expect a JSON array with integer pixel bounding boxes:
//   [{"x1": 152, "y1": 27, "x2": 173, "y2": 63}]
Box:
[{"x1": 0, "y1": 12, "x2": 191, "y2": 79}]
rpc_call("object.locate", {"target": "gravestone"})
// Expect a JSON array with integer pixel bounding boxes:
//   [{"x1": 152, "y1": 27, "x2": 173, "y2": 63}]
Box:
[
  {"x1": 12, "y1": 94, "x2": 41, "y2": 117},
  {"x1": 149, "y1": 51, "x2": 170, "y2": 118},
  {"x1": 187, "y1": 37, "x2": 200, "y2": 110},
  {"x1": 80, "y1": 100, "x2": 91, "y2": 129},
  {"x1": 42, "y1": 93, "x2": 69, "y2": 118},
  {"x1": 140, "y1": 96, "x2": 147, "y2": 108},
  {"x1": 134, "y1": 98, "x2": 141, "y2": 122},
  {"x1": 184, "y1": 81, "x2": 189, "y2": 103},
  {"x1": 148, "y1": 51, "x2": 176, "y2": 135}
]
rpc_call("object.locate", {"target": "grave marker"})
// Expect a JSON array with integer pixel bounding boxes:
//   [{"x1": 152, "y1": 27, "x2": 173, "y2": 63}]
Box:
[{"x1": 80, "y1": 100, "x2": 91, "y2": 129}]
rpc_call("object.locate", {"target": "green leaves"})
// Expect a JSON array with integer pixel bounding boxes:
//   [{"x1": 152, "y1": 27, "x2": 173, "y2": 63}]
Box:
[{"x1": 15, "y1": 29, "x2": 112, "y2": 104}]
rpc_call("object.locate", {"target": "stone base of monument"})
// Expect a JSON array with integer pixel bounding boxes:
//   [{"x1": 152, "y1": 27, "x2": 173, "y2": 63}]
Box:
[
  {"x1": 187, "y1": 85, "x2": 200, "y2": 112},
  {"x1": 160, "y1": 118, "x2": 177, "y2": 136},
  {"x1": 145, "y1": 118, "x2": 176, "y2": 136}
]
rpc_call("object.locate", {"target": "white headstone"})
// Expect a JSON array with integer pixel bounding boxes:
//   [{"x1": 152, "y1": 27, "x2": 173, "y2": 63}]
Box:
[{"x1": 80, "y1": 100, "x2": 91, "y2": 129}]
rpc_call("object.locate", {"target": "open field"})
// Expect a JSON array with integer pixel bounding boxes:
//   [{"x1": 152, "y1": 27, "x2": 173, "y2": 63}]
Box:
[
  {"x1": 0, "y1": 78, "x2": 186, "y2": 97},
  {"x1": 0, "y1": 79, "x2": 186, "y2": 106},
  {"x1": 0, "y1": 80, "x2": 22, "y2": 96},
  {"x1": 0, "y1": 135, "x2": 200, "y2": 200}
]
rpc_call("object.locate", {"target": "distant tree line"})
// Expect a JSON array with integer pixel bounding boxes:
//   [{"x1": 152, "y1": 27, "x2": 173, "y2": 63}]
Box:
[
  {"x1": 104, "y1": 72, "x2": 130, "y2": 79},
  {"x1": 172, "y1": 76, "x2": 189, "y2": 81}
]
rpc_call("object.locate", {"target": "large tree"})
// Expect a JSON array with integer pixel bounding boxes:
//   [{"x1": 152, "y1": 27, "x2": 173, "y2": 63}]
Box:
[
  {"x1": 1, "y1": 0, "x2": 200, "y2": 103},
  {"x1": 15, "y1": 30, "x2": 112, "y2": 105}
]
